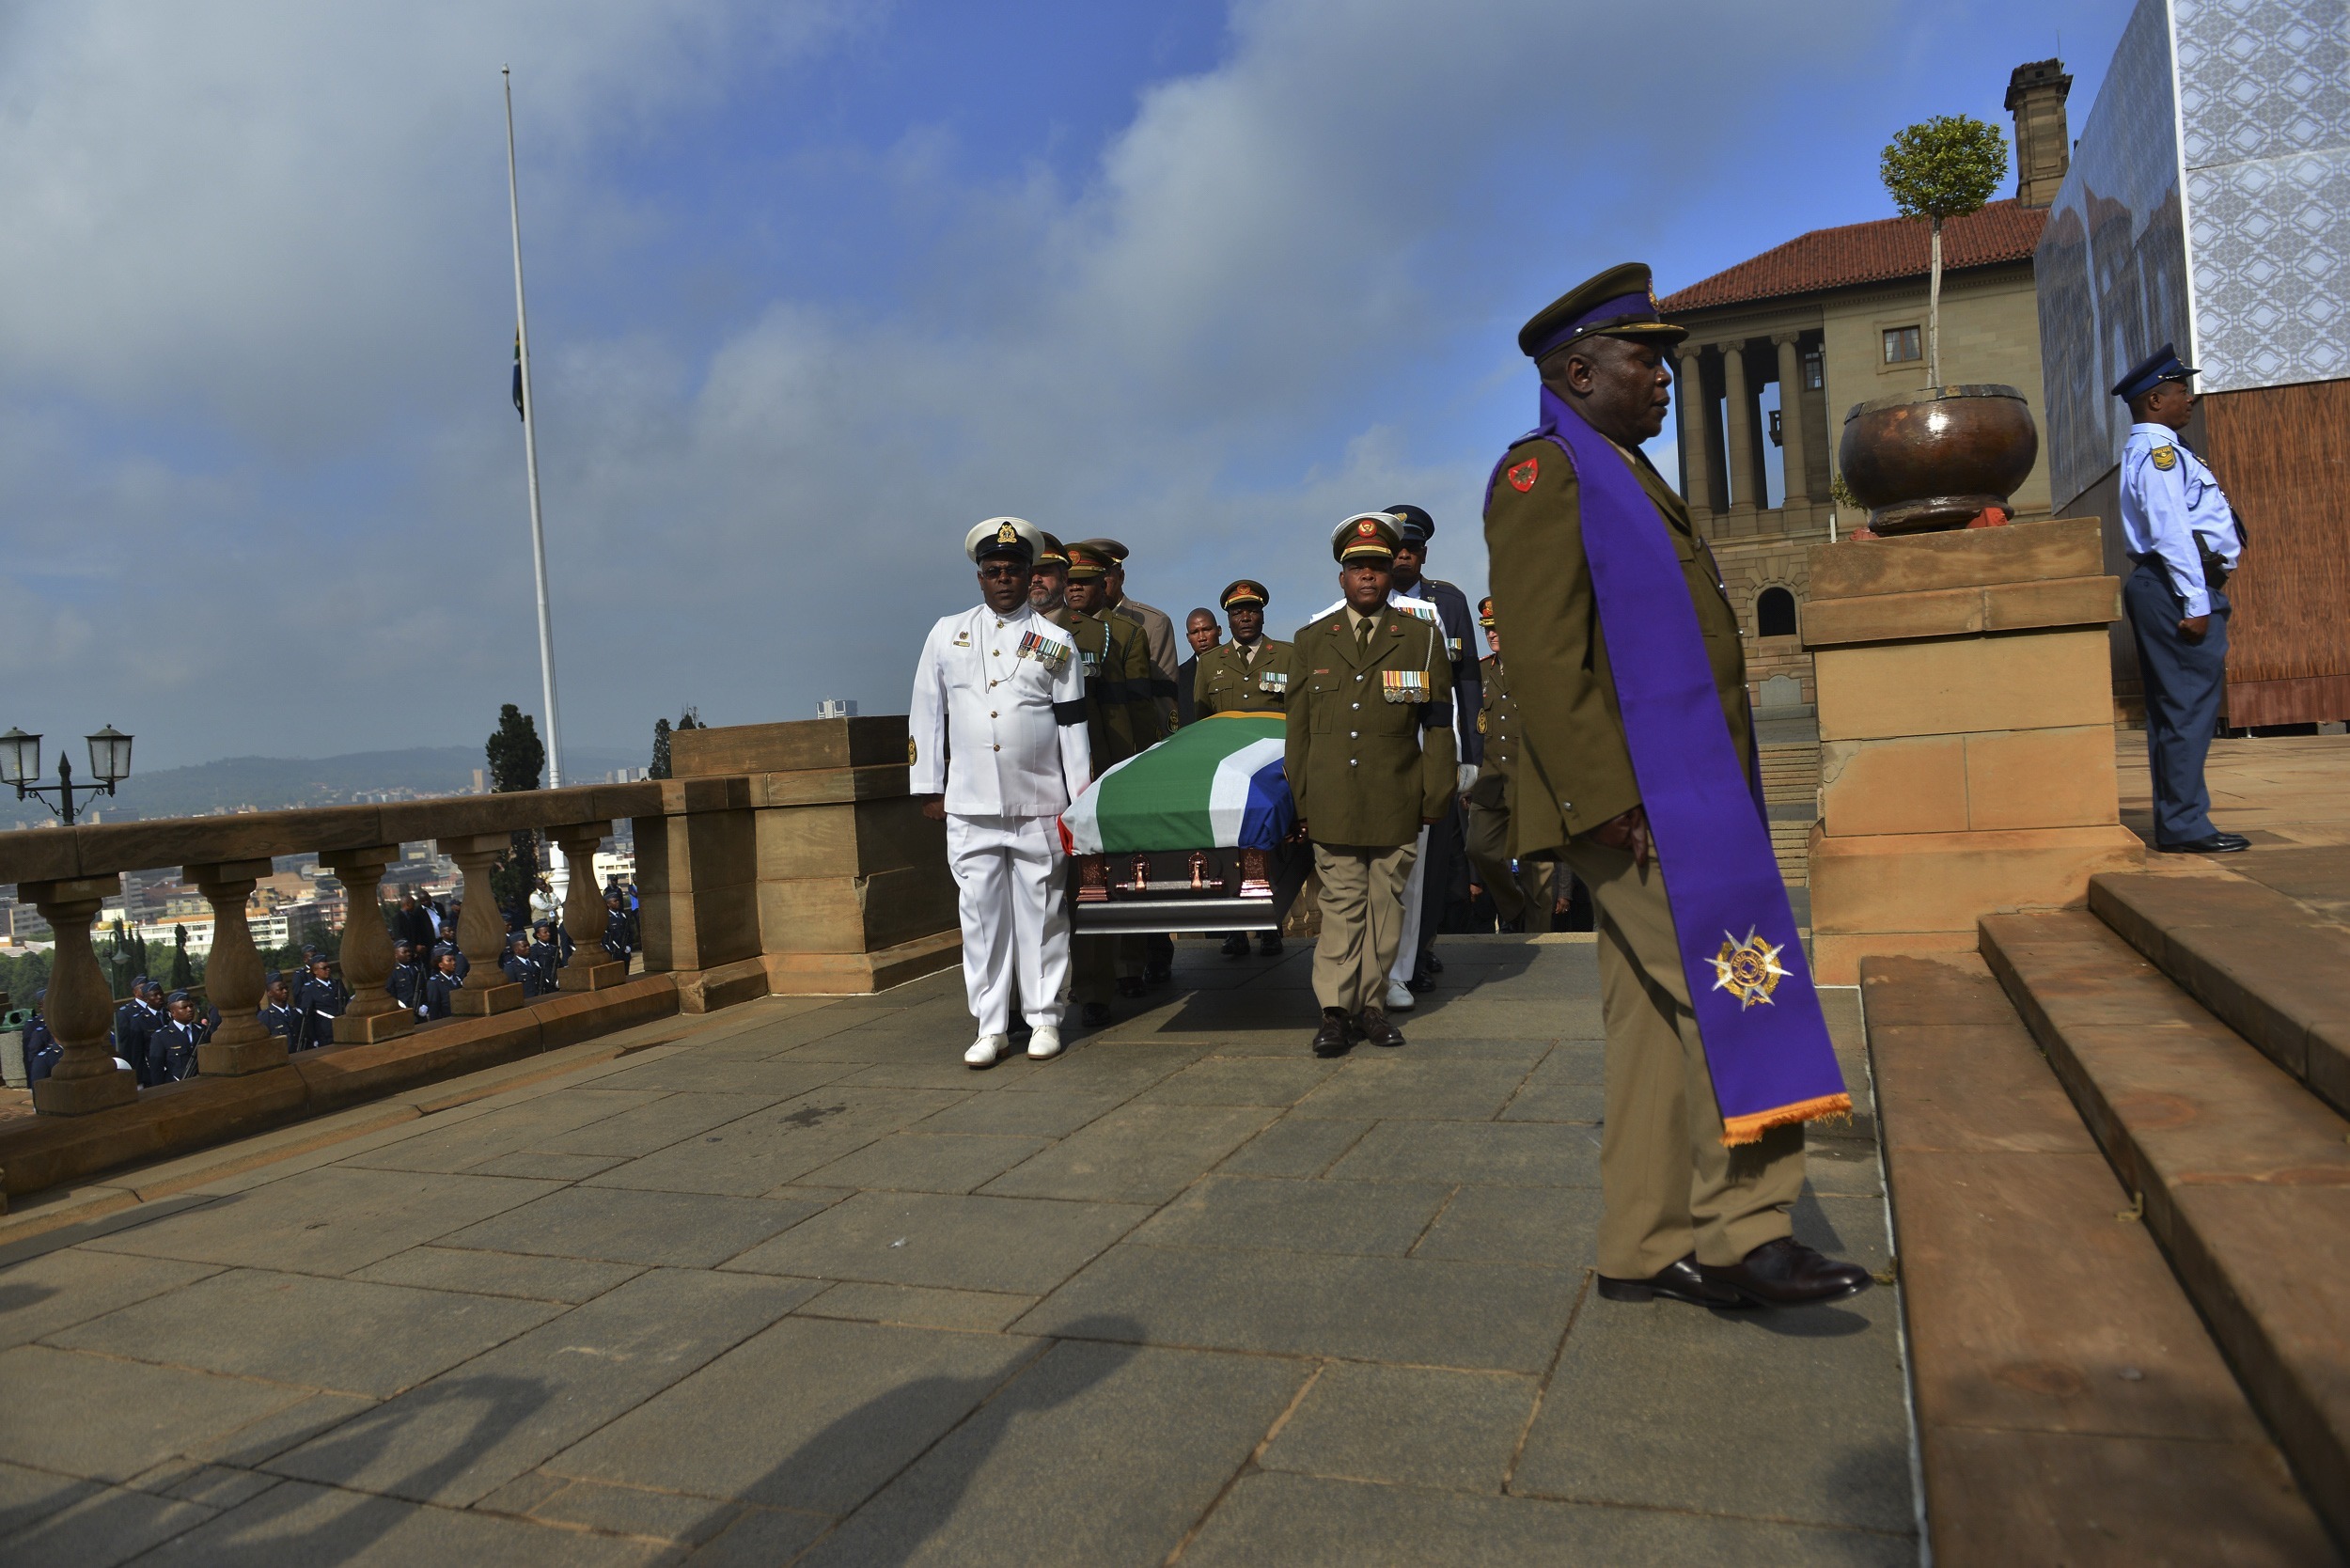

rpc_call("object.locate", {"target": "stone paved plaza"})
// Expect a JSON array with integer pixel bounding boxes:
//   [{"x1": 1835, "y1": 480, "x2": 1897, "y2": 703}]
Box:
[{"x1": 0, "y1": 937, "x2": 1911, "y2": 1565}]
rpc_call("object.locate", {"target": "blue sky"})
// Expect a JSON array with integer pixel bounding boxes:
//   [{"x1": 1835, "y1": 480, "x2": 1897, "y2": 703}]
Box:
[{"x1": 0, "y1": 0, "x2": 2136, "y2": 773}]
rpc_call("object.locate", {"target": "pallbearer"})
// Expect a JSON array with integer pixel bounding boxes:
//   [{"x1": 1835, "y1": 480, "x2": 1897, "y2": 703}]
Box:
[
  {"x1": 1193, "y1": 580, "x2": 1292, "y2": 718},
  {"x1": 910, "y1": 517, "x2": 1094, "y2": 1067},
  {"x1": 1285, "y1": 512, "x2": 1456, "y2": 1057},
  {"x1": 1487, "y1": 262, "x2": 1866, "y2": 1309}
]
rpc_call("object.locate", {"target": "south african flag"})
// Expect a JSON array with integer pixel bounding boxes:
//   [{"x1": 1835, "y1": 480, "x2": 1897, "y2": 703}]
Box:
[{"x1": 1058, "y1": 713, "x2": 1292, "y2": 855}]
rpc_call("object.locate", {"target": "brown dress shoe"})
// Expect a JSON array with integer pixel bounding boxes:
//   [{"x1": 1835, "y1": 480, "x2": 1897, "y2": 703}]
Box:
[
  {"x1": 1595, "y1": 1255, "x2": 1748, "y2": 1308},
  {"x1": 1311, "y1": 1009, "x2": 1353, "y2": 1058},
  {"x1": 1700, "y1": 1238, "x2": 1872, "y2": 1307},
  {"x1": 1355, "y1": 1007, "x2": 1406, "y2": 1048}
]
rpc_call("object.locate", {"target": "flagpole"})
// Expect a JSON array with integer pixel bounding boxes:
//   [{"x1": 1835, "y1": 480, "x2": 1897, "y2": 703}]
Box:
[{"x1": 505, "y1": 66, "x2": 571, "y2": 902}]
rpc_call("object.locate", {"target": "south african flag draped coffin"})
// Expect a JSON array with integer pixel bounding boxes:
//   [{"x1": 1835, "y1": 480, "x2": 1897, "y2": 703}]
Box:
[{"x1": 1056, "y1": 713, "x2": 1305, "y2": 929}]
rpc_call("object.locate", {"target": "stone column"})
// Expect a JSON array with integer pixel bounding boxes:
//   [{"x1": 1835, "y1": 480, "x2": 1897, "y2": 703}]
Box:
[
  {"x1": 1722, "y1": 341, "x2": 1758, "y2": 519},
  {"x1": 550, "y1": 820, "x2": 626, "y2": 990},
  {"x1": 320, "y1": 845, "x2": 413, "y2": 1044},
  {"x1": 439, "y1": 834, "x2": 525, "y2": 1014},
  {"x1": 1774, "y1": 334, "x2": 1811, "y2": 505},
  {"x1": 185, "y1": 857, "x2": 282, "y2": 1075},
  {"x1": 24, "y1": 875, "x2": 137, "y2": 1115},
  {"x1": 1675, "y1": 343, "x2": 1715, "y2": 521}
]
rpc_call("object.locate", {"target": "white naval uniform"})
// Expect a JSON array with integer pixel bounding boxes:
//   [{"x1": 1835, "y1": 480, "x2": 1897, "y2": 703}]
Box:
[
  {"x1": 910, "y1": 603, "x2": 1093, "y2": 1036},
  {"x1": 1314, "y1": 590, "x2": 1458, "y2": 987}
]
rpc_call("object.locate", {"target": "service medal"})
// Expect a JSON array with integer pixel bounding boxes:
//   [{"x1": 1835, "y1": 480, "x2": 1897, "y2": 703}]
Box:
[
  {"x1": 1380, "y1": 669, "x2": 1428, "y2": 704},
  {"x1": 1710, "y1": 928, "x2": 1789, "y2": 1011}
]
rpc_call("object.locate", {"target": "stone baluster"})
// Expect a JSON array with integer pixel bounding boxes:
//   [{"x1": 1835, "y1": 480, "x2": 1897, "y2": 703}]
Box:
[
  {"x1": 1722, "y1": 340, "x2": 1758, "y2": 520},
  {"x1": 1774, "y1": 333, "x2": 1811, "y2": 506},
  {"x1": 24, "y1": 875, "x2": 137, "y2": 1115},
  {"x1": 550, "y1": 820, "x2": 625, "y2": 989},
  {"x1": 1675, "y1": 343, "x2": 1715, "y2": 521},
  {"x1": 185, "y1": 857, "x2": 282, "y2": 1075},
  {"x1": 439, "y1": 835, "x2": 525, "y2": 1014},
  {"x1": 320, "y1": 845, "x2": 412, "y2": 1044}
]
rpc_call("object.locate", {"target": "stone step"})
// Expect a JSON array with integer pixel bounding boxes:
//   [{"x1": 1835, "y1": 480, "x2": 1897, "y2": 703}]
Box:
[
  {"x1": 2089, "y1": 866, "x2": 2350, "y2": 1119},
  {"x1": 1861, "y1": 953, "x2": 2332, "y2": 1563},
  {"x1": 1980, "y1": 909, "x2": 2350, "y2": 1550}
]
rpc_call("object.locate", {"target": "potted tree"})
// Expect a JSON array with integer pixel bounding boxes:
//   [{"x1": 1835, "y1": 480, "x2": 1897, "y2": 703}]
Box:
[{"x1": 1838, "y1": 115, "x2": 2039, "y2": 533}]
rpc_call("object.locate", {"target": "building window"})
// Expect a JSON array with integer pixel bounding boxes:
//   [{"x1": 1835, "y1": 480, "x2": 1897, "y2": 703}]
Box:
[
  {"x1": 1883, "y1": 326, "x2": 1921, "y2": 364},
  {"x1": 1756, "y1": 586, "x2": 1798, "y2": 638},
  {"x1": 1802, "y1": 349, "x2": 1824, "y2": 389}
]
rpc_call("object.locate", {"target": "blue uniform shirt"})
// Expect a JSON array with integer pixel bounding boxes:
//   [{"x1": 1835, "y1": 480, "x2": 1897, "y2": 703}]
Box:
[{"x1": 2119, "y1": 422, "x2": 2242, "y2": 618}]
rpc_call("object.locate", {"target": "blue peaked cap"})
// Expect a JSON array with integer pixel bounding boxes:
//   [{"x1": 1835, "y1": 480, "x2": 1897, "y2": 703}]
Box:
[{"x1": 2112, "y1": 343, "x2": 2197, "y2": 401}]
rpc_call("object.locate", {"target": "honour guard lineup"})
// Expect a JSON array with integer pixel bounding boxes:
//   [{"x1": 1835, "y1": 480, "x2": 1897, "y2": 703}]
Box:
[{"x1": 916, "y1": 261, "x2": 1936, "y2": 1310}]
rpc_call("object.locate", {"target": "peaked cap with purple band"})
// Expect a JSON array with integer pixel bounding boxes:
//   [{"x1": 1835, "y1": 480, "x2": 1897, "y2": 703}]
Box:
[{"x1": 1516, "y1": 260, "x2": 1688, "y2": 362}]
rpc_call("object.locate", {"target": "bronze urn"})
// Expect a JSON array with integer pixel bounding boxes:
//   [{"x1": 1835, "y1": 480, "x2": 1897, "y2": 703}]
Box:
[{"x1": 1837, "y1": 384, "x2": 2039, "y2": 533}]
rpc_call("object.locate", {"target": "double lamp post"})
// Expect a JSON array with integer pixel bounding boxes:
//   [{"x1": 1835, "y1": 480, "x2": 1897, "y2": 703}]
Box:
[{"x1": 0, "y1": 726, "x2": 135, "y2": 824}]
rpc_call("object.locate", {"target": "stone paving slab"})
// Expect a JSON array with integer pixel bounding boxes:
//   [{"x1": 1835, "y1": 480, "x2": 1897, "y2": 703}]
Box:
[{"x1": 0, "y1": 937, "x2": 1913, "y2": 1563}]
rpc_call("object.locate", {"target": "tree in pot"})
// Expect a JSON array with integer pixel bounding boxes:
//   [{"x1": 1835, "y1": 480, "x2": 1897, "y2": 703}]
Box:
[{"x1": 1879, "y1": 115, "x2": 2008, "y2": 388}]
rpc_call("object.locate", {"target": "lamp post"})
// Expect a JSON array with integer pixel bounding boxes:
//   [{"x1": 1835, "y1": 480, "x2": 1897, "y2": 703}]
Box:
[{"x1": 0, "y1": 726, "x2": 134, "y2": 825}]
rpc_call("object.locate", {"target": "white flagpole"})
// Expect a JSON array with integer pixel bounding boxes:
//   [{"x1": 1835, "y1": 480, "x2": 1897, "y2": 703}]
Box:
[{"x1": 505, "y1": 67, "x2": 571, "y2": 903}]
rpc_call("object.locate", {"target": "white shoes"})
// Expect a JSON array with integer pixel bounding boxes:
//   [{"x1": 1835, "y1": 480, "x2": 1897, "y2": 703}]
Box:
[
  {"x1": 964, "y1": 1033, "x2": 1010, "y2": 1068},
  {"x1": 1384, "y1": 979, "x2": 1416, "y2": 1011},
  {"x1": 1026, "y1": 1025, "x2": 1063, "y2": 1060}
]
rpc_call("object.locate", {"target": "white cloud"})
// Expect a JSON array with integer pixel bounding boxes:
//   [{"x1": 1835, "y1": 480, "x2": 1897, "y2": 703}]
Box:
[{"x1": 1, "y1": 0, "x2": 1868, "y2": 767}]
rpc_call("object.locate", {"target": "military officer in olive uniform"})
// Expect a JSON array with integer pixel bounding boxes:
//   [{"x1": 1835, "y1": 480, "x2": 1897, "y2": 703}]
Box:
[
  {"x1": 1465, "y1": 595, "x2": 1556, "y2": 931},
  {"x1": 1487, "y1": 262, "x2": 1868, "y2": 1309},
  {"x1": 1193, "y1": 579, "x2": 1292, "y2": 717},
  {"x1": 1286, "y1": 511, "x2": 1457, "y2": 1056},
  {"x1": 1055, "y1": 539, "x2": 1167, "y2": 1021}
]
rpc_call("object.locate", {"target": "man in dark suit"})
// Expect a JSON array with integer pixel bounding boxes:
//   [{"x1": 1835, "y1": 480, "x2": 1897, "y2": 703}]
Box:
[
  {"x1": 1176, "y1": 608, "x2": 1220, "y2": 727},
  {"x1": 393, "y1": 887, "x2": 437, "y2": 956}
]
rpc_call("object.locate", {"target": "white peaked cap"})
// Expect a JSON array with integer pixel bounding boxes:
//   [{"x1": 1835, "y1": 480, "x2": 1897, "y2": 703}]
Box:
[{"x1": 965, "y1": 516, "x2": 1044, "y2": 563}]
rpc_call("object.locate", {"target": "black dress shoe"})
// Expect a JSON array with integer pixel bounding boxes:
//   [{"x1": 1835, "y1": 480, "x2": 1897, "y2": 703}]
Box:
[
  {"x1": 1257, "y1": 933, "x2": 1283, "y2": 957},
  {"x1": 1146, "y1": 962, "x2": 1173, "y2": 986},
  {"x1": 1404, "y1": 973, "x2": 1436, "y2": 995},
  {"x1": 1699, "y1": 1238, "x2": 1872, "y2": 1307},
  {"x1": 1115, "y1": 976, "x2": 1148, "y2": 998},
  {"x1": 1422, "y1": 952, "x2": 1443, "y2": 976},
  {"x1": 1596, "y1": 1256, "x2": 1748, "y2": 1308},
  {"x1": 1221, "y1": 933, "x2": 1252, "y2": 958},
  {"x1": 1311, "y1": 1009, "x2": 1353, "y2": 1058},
  {"x1": 1355, "y1": 1007, "x2": 1406, "y2": 1048},
  {"x1": 2157, "y1": 832, "x2": 2250, "y2": 854},
  {"x1": 1080, "y1": 1002, "x2": 1113, "y2": 1028}
]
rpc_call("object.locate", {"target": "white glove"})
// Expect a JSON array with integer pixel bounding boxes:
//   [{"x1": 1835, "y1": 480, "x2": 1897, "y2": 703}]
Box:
[{"x1": 1456, "y1": 763, "x2": 1480, "y2": 795}]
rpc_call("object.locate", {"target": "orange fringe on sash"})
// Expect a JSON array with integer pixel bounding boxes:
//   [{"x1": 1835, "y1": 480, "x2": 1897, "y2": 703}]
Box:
[{"x1": 1720, "y1": 1091, "x2": 1854, "y2": 1148}]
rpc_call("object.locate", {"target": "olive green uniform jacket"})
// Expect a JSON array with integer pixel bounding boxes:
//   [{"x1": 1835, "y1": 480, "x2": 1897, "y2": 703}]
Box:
[
  {"x1": 1482, "y1": 433, "x2": 1751, "y2": 858},
  {"x1": 1049, "y1": 605, "x2": 1165, "y2": 774},
  {"x1": 1466, "y1": 651, "x2": 1516, "y2": 810},
  {"x1": 1193, "y1": 636, "x2": 1293, "y2": 717},
  {"x1": 1283, "y1": 607, "x2": 1457, "y2": 849}
]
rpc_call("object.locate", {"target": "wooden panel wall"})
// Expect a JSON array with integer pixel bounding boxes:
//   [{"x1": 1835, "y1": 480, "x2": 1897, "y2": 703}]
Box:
[{"x1": 2206, "y1": 379, "x2": 2350, "y2": 725}]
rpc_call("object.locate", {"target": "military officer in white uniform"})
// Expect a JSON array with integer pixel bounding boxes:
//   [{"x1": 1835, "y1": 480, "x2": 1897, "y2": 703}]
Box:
[
  {"x1": 911, "y1": 517, "x2": 1095, "y2": 1066},
  {"x1": 2114, "y1": 345, "x2": 2248, "y2": 855}
]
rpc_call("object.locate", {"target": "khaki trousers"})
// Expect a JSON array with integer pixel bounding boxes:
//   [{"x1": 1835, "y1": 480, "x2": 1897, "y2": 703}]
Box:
[
  {"x1": 1465, "y1": 803, "x2": 1556, "y2": 924},
  {"x1": 1310, "y1": 841, "x2": 1416, "y2": 1014},
  {"x1": 1562, "y1": 838, "x2": 1805, "y2": 1278}
]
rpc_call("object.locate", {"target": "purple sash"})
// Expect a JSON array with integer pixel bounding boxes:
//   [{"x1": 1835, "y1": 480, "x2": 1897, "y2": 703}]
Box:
[{"x1": 1492, "y1": 388, "x2": 1848, "y2": 1143}]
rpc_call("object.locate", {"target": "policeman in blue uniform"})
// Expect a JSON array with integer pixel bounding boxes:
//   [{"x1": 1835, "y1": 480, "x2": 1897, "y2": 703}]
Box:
[
  {"x1": 2115, "y1": 345, "x2": 2248, "y2": 855},
  {"x1": 602, "y1": 888, "x2": 635, "y2": 964},
  {"x1": 116, "y1": 977, "x2": 161, "y2": 1087},
  {"x1": 422, "y1": 949, "x2": 465, "y2": 1018},
  {"x1": 386, "y1": 939, "x2": 425, "y2": 1011},
  {"x1": 149, "y1": 991, "x2": 206, "y2": 1083},
  {"x1": 296, "y1": 954, "x2": 350, "y2": 1050},
  {"x1": 503, "y1": 932, "x2": 547, "y2": 998},
  {"x1": 1384, "y1": 505, "x2": 1482, "y2": 992},
  {"x1": 258, "y1": 971, "x2": 298, "y2": 1044}
]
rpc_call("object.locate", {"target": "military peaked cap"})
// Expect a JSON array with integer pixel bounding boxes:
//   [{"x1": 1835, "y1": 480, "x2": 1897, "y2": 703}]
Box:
[
  {"x1": 2112, "y1": 343, "x2": 2197, "y2": 401},
  {"x1": 1477, "y1": 595, "x2": 1496, "y2": 628},
  {"x1": 1518, "y1": 261, "x2": 1686, "y2": 361},
  {"x1": 964, "y1": 516, "x2": 1042, "y2": 563},
  {"x1": 1073, "y1": 537, "x2": 1130, "y2": 563},
  {"x1": 1034, "y1": 531, "x2": 1070, "y2": 569},
  {"x1": 1384, "y1": 503, "x2": 1434, "y2": 544},
  {"x1": 1064, "y1": 541, "x2": 1115, "y2": 580},
  {"x1": 1218, "y1": 578, "x2": 1269, "y2": 610},
  {"x1": 1332, "y1": 511, "x2": 1402, "y2": 563}
]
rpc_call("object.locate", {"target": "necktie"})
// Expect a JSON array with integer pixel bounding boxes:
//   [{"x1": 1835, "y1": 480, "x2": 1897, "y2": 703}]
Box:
[{"x1": 1355, "y1": 618, "x2": 1373, "y2": 655}]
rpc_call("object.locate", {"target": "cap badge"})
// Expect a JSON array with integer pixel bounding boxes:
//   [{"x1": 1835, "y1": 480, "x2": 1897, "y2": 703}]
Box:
[
  {"x1": 2151, "y1": 446, "x2": 2178, "y2": 471},
  {"x1": 1355, "y1": 520, "x2": 1377, "y2": 536},
  {"x1": 1710, "y1": 928, "x2": 1789, "y2": 1011},
  {"x1": 1508, "y1": 457, "x2": 1539, "y2": 493},
  {"x1": 995, "y1": 522, "x2": 1019, "y2": 545}
]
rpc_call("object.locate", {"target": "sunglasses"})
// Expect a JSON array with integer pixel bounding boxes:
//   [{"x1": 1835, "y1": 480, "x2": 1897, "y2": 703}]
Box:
[{"x1": 977, "y1": 563, "x2": 1030, "y2": 580}]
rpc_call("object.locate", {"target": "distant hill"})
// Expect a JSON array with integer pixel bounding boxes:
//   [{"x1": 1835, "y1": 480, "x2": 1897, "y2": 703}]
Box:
[{"x1": 48, "y1": 745, "x2": 650, "y2": 823}]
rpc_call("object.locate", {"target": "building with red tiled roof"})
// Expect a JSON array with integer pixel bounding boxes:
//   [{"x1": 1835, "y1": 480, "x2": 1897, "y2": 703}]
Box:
[{"x1": 1654, "y1": 63, "x2": 2070, "y2": 762}]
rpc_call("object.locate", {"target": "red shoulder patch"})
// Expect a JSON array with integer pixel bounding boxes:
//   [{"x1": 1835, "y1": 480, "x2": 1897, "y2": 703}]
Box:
[{"x1": 1507, "y1": 457, "x2": 1539, "y2": 493}]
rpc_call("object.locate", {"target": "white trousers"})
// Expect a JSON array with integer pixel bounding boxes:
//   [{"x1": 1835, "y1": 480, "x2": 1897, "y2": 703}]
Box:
[
  {"x1": 1387, "y1": 823, "x2": 1433, "y2": 987},
  {"x1": 947, "y1": 812, "x2": 1070, "y2": 1035}
]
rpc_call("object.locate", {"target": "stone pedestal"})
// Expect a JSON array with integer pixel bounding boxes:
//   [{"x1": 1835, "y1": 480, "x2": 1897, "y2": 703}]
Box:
[
  {"x1": 24, "y1": 875, "x2": 138, "y2": 1115},
  {"x1": 662, "y1": 715, "x2": 960, "y2": 997},
  {"x1": 185, "y1": 856, "x2": 285, "y2": 1076},
  {"x1": 550, "y1": 820, "x2": 627, "y2": 991},
  {"x1": 438, "y1": 835, "x2": 525, "y2": 1015},
  {"x1": 1802, "y1": 517, "x2": 2145, "y2": 982}
]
